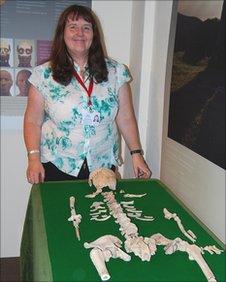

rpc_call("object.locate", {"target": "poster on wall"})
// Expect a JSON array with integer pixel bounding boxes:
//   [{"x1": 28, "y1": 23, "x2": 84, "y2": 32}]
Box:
[
  {"x1": 0, "y1": 0, "x2": 91, "y2": 116},
  {"x1": 168, "y1": 0, "x2": 225, "y2": 169}
]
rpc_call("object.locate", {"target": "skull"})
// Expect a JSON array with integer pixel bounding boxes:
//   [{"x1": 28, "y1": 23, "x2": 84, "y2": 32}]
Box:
[
  {"x1": 17, "y1": 41, "x2": 33, "y2": 67},
  {"x1": 0, "y1": 41, "x2": 11, "y2": 67}
]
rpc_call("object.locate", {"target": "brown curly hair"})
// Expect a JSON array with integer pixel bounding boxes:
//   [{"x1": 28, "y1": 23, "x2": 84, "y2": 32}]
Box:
[{"x1": 49, "y1": 5, "x2": 108, "y2": 85}]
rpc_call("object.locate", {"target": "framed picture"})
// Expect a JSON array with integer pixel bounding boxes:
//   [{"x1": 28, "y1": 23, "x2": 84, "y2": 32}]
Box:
[{"x1": 168, "y1": 0, "x2": 225, "y2": 169}]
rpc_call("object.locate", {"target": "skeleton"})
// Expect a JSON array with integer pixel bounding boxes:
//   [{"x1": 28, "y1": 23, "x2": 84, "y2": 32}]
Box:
[
  {"x1": 17, "y1": 41, "x2": 33, "y2": 67},
  {"x1": 84, "y1": 235, "x2": 131, "y2": 281},
  {"x1": 84, "y1": 171, "x2": 221, "y2": 281},
  {"x1": 0, "y1": 41, "x2": 11, "y2": 67},
  {"x1": 86, "y1": 168, "x2": 117, "y2": 198}
]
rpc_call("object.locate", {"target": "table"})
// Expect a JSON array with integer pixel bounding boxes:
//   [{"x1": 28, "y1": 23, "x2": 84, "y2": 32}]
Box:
[{"x1": 20, "y1": 179, "x2": 225, "y2": 281}]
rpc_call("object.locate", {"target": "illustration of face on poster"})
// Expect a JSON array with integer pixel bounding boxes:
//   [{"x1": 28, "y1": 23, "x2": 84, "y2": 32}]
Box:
[
  {"x1": 0, "y1": 68, "x2": 14, "y2": 96},
  {"x1": 15, "y1": 68, "x2": 32, "y2": 97},
  {"x1": 15, "y1": 39, "x2": 35, "y2": 68},
  {"x1": 0, "y1": 38, "x2": 14, "y2": 67}
]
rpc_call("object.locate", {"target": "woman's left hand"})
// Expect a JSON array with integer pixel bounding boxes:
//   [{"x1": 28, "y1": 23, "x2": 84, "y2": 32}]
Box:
[{"x1": 132, "y1": 154, "x2": 152, "y2": 179}]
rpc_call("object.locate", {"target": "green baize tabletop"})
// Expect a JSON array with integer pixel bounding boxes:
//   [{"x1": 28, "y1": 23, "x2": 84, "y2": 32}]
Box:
[{"x1": 20, "y1": 179, "x2": 226, "y2": 281}]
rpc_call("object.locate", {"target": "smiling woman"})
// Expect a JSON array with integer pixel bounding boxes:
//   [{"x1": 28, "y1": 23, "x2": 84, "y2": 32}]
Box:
[
  {"x1": 23, "y1": 4, "x2": 152, "y2": 184},
  {"x1": 64, "y1": 17, "x2": 93, "y2": 67}
]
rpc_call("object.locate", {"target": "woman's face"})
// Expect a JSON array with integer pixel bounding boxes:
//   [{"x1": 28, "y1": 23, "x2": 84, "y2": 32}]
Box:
[{"x1": 64, "y1": 16, "x2": 93, "y2": 60}]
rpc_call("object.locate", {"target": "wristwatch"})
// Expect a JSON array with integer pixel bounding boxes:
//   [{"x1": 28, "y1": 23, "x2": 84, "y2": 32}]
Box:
[{"x1": 130, "y1": 149, "x2": 143, "y2": 155}]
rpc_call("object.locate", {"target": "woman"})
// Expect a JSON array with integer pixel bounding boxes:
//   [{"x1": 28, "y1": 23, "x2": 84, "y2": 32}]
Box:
[{"x1": 24, "y1": 5, "x2": 151, "y2": 184}]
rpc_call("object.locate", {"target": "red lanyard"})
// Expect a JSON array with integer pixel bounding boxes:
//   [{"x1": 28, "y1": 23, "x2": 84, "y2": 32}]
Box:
[{"x1": 73, "y1": 70, "x2": 93, "y2": 106}]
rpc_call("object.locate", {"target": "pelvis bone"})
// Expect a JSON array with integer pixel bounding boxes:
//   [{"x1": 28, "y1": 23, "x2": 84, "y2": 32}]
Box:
[{"x1": 84, "y1": 235, "x2": 131, "y2": 281}]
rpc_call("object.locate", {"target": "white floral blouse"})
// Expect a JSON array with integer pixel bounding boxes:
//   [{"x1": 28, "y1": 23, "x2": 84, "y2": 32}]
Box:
[{"x1": 29, "y1": 58, "x2": 131, "y2": 176}]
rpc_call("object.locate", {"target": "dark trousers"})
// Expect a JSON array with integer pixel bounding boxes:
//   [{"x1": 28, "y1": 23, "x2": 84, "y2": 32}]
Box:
[
  {"x1": 42, "y1": 159, "x2": 116, "y2": 182},
  {"x1": 43, "y1": 159, "x2": 90, "y2": 182}
]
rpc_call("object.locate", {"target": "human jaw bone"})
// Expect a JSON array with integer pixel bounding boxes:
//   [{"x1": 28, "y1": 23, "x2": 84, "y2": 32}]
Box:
[{"x1": 86, "y1": 168, "x2": 117, "y2": 198}]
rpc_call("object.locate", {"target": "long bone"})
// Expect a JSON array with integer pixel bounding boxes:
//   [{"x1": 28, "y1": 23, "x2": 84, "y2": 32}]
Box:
[
  {"x1": 89, "y1": 248, "x2": 110, "y2": 281},
  {"x1": 151, "y1": 233, "x2": 217, "y2": 282},
  {"x1": 163, "y1": 208, "x2": 196, "y2": 243},
  {"x1": 68, "y1": 196, "x2": 82, "y2": 241}
]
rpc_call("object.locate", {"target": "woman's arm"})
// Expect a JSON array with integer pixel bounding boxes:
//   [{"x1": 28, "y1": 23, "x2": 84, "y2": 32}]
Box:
[
  {"x1": 23, "y1": 85, "x2": 45, "y2": 184},
  {"x1": 116, "y1": 83, "x2": 152, "y2": 178}
]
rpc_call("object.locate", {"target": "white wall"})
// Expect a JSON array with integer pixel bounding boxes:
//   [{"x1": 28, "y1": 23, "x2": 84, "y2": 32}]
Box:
[
  {"x1": 1, "y1": 125, "x2": 30, "y2": 257},
  {"x1": 160, "y1": 2, "x2": 225, "y2": 243},
  {"x1": 123, "y1": 0, "x2": 146, "y2": 178},
  {"x1": 124, "y1": 1, "x2": 163, "y2": 179}
]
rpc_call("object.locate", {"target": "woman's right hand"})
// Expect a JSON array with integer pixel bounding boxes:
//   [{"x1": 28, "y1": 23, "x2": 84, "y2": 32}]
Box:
[{"x1": 26, "y1": 159, "x2": 45, "y2": 184}]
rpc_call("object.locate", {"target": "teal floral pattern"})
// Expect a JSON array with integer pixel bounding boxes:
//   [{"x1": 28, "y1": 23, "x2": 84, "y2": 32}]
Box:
[{"x1": 29, "y1": 58, "x2": 131, "y2": 176}]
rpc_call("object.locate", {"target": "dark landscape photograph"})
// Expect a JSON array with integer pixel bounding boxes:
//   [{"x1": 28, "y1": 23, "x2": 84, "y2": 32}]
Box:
[{"x1": 168, "y1": 0, "x2": 225, "y2": 169}]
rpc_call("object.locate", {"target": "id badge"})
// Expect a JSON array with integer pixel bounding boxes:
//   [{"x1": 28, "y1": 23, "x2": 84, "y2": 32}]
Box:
[{"x1": 82, "y1": 109, "x2": 100, "y2": 127}]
